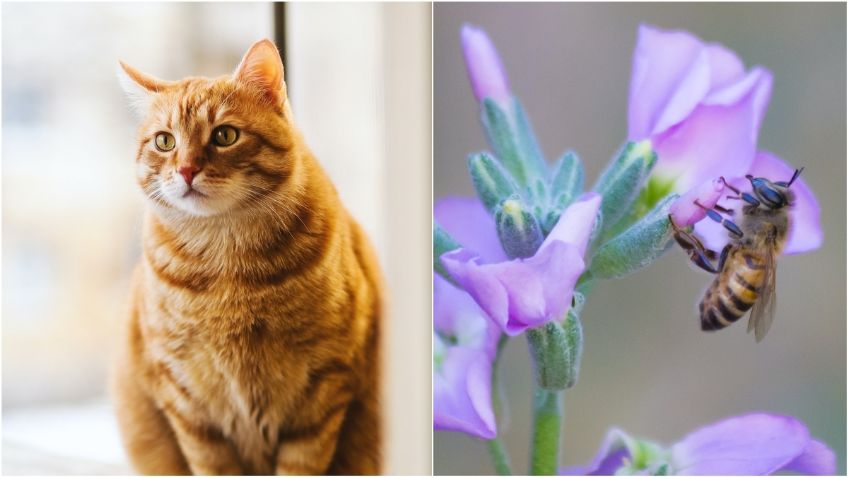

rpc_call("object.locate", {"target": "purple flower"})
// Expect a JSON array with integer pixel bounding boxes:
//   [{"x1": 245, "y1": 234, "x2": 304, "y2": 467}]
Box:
[
  {"x1": 693, "y1": 150, "x2": 823, "y2": 254},
  {"x1": 629, "y1": 25, "x2": 823, "y2": 254},
  {"x1": 563, "y1": 413, "x2": 836, "y2": 475},
  {"x1": 461, "y1": 24, "x2": 511, "y2": 104},
  {"x1": 437, "y1": 193, "x2": 601, "y2": 336},
  {"x1": 434, "y1": 273, "x2": 501, "y2": 439},
  {"x1": 629, "y1": 24, "x2": 773, "y2": 194}
]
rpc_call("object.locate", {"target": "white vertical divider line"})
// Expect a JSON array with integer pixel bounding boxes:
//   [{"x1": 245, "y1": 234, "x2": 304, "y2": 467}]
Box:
[{"x1": 383, "y1": 3, "x2": 433, "y2": 475}]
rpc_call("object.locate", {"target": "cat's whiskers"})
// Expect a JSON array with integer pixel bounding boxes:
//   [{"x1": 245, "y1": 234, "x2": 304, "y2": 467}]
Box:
[
  {"x1": 234, "y1": 186, "x2": 298, "y2": 243},
  {"x1": 242, "y1": 182, "x2": 313, "y2": 234}
]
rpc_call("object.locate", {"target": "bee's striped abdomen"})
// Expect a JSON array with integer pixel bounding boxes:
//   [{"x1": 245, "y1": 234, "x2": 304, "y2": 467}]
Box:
[{"x1": 699, "y1": 251, "x2": 764, "y2": 332}]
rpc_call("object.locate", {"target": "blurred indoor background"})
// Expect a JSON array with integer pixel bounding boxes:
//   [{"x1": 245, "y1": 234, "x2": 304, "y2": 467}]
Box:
[
  {"x1": 3, "y1": 2, "x2": 431, "y2": 474},
  {"x1": 434, "y1": 3, "x2": 846, "y2": 474}
]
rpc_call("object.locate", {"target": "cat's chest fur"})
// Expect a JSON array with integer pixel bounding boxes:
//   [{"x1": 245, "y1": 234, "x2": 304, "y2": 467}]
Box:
[
  {"x1": 138, "y1": 218, "x2": 346, "y2": 473},
  {"x1": 141, "y1": 288, "x2": 320, "y2": 473}
]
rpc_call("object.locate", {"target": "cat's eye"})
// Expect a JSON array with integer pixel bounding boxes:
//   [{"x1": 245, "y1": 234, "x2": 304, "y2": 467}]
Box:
[
  {"x1": 154, "y1": 132, "x2": 176, "y2": 152},
  {"x1": 212, "y1": 125, "x2": 239, "y2": 147}
]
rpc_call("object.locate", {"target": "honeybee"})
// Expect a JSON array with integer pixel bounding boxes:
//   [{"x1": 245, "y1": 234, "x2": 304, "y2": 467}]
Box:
[{"x1": 670, "y1": 168, "x2": 804, "y2": 342}]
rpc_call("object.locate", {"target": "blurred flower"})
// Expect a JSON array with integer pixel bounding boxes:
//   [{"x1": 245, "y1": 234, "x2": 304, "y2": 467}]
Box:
[
  {"x1": 562, "y1": 413, "x2": 835, "y2": 476},
  {"x1": 438, "y1": 193, "x2": 601, "y2": 336},
  {"x1": 433, "y1": 273, "x2": 501, "y2": 439},
  {"x1": 628, "y1": 24, "x2": 773, "y2": 194},
  {"x1": 694, "y1": 151, "x2": 823, "y2": 254},
  {"x1": 461, "y1": 24, "x2": 511, "y2": 104}
]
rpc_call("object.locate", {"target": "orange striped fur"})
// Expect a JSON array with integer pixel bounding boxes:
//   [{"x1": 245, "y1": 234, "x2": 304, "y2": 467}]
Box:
[{"x1": 111, "y1": 39, "x2": 383, "y2": 475}]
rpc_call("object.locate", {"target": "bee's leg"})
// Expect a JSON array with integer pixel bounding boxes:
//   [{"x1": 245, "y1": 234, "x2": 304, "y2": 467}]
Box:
[
  {"x1": 713, "y1": 203, "x2": 735, "y2": 215},
  {"x1": 693, "y1": 200, "x2": 744, "y2": 238},
  {"x1": 719, "y1": 176, "x2": 742, "y2": 195},
  {"x1": 720, "y1": 177, "x2": 760, "y2": 206},
  {"x1": 725, "y1": 193, "x2": 760, "y2": 207},
  {"x1": 717, "y1": 244, "x2": 733, "y2": 271},
  {"x1": 668, "y1": 215, "x2": 720, "y2": 274}
]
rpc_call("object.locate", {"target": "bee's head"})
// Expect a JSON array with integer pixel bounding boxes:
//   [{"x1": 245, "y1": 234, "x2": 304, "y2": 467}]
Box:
[{"x1": 746, "y1": 167, "x2": 803, "y2": 210}]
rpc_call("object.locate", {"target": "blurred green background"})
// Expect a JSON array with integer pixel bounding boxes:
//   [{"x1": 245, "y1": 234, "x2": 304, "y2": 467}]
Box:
[{"x1": 434, "y1": 3, "x2": 845, "y2": 474}]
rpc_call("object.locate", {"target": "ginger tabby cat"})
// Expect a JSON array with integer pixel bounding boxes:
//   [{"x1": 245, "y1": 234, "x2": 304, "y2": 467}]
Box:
[{"x1": 112, "y1": 39, "x2": 383, "y2": 475}]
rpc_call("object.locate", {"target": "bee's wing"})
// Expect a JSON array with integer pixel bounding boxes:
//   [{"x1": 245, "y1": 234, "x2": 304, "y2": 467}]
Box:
[{"x1": 747, "y1": 240, "x2": 778, "y2": 342}]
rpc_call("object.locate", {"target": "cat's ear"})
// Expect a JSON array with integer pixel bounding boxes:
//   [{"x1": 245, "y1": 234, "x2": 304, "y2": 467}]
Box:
[
  {"x1": 117, "y1": 61, "x2": 170, "y2": 114},
  {"x1": 234, "y1": 39, "x2": 287, "y2": 106}
]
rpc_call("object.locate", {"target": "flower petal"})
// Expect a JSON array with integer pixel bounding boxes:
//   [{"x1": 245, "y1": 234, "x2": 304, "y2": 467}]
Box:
[
  {"x1": 670, "y1": 413, "x2": 810, "y2": 475},
  {"x1": 705, "y1": 42, "x2": 746, "y2": 91},
  {"x1": 543, "y1": 193, "x2": 602, "y2": 257},
  {"x1": 441, "y1": 195, "x2": 598, "y2": 336},
  {"x1": 628, "y1": 24, "x2": 711, "y2": 141},
  {"x1": 652, "y1": 65, "x2": 771, "y2": 192},
  {"x1": 433, "y1": 345, "x2": 496, "y2": 439},
  {"x1": 692, "y1": 151, "x2": 823, "y2": 254},
  {"x1": 560, "y1": 428, "x2": 632, "y2": 475},
  {"x1": 434, "y1": 196, "x2": 507, "y2": 263},
  {"x1": 783, "y1": 439, "x2": 837, "y2": 475},
  {"x1": 461, "y1": 24, "x2": 511, "y2": 104},
  {"x1": 747, "y1": 151, "x2": 823, "y2": 254},
  {"x1": 670, "y1": 178, "x2": 725, "y2": 226},
  {"x1": 441, "y1": 243, "x2": 584, "y2": 336},
  {"x1": 434, "y1": 274, "x2": 500, "y2": 355}
]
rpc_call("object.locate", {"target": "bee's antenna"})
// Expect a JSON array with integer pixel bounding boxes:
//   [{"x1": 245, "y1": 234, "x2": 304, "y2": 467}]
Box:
[{"x1": 787, "y1": 167, "x2": 804, "y2": 187}]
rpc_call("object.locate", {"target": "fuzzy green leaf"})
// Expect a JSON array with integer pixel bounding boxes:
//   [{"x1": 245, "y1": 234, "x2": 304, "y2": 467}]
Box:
[
  {"x1": 468, "y1": 152, "x2": 521, "y2": 214},
  {"x1": 592, "y1": 141, "x2": 658, "y2": 233},
  {"x1": 589, "y1": 194, "x2": 679, "y2": 280},
  {"x1": 550, "y1": 151, "x2": 584, "y2": 208},
  {"x1": 480, "y1": 98, "x2": 548, "y2": 187}
]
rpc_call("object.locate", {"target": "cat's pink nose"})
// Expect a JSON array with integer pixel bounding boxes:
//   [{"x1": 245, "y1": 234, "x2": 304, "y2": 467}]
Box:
[{"x1": 178, "y1": 165, "x2": 201, "y2": 185}]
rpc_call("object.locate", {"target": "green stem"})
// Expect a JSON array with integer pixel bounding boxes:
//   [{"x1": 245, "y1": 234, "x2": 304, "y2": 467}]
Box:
[
  {"x1": 488, "y1": 335, "x2": 513, "y2": 475},
  {"x1": 530, "y1": 388, "x2": 563, "y2": 475},
  {"x1": 487, "y1": 437, "x2": 513, "y2": 475}
]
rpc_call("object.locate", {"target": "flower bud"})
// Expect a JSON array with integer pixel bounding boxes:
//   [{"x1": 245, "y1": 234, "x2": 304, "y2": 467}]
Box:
[
  {"x1": 589, "y1": 194, "x2": 678, "y2": 279},
  {"x1": 526, "y1": 310, "x2": 583, "y2": 391},
  {"x1": 592, "y1": 140, "x2": 658, "y2": 232},
  {"x1": 495, "y1": 197, "x2": 544, "y2": 259},
  {"x1": 461, "y1": 24, "x2": 511, "y2": 104},
  {"x1": 480, "y1": 99, "x2": 548, "y2": 187},
  {"x1": 467, "y1": 152, "x2": 520, "y2": 214},
  {"x1": 669, "y1": 178, "x2": 726, "y2": 226},
  {"x1": 542, "y1": 151, "x2": 585, "y2": 234},
  {"x1": 549, "y1": 151, "x2": 584, "y2": 210}
]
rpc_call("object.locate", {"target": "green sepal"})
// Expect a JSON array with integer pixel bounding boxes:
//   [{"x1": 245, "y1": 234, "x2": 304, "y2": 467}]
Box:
[
  {"x1": 589, "y1": 194, "x2": 679, "y2": 280},
  {"x1": 468, "y1": 152, "x2": 521, "y2": 214},
  {"x1": 434, "y1": 223, "x2": 462, "y2": 282},
  {"x1": 603, "y1": 175, "x2": 677, "y2": 241},
  {"x1": 495, "y1": 197, "x2": 544, "y2": 259},
  {"x1": 525, "y1": 309, "x2": 583, "y2": 391},
  {"x1": 511, "y1": 99, "x2": 548, "y2": 180},
  {"x1": 480, "y1": 97, "x2": 547, "y2": 187},
  {"x1": 592, "y1": 140, "x2": 658, "y2": 233},
  {"x1": 525, "y1": 177, "x2": 549, "y2": 215},
  {"x1": 607, "y1": 430, "x2": 671, "y2": 476},
  {"x1": 549, "y1": 151, "x2": 584, "y2": 209},
  {"x1": 570, "y1": 290, "x2": 587, "y2": 317},
  {"x1": 541, "y1": 151, "x2": 585, "y2": 234}
]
